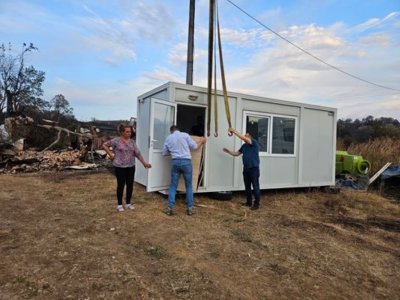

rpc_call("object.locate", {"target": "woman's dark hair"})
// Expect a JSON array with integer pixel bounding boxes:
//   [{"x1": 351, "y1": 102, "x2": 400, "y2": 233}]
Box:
[{"x1": 118, "y1": 123, "x2": 131, "y2": 135}]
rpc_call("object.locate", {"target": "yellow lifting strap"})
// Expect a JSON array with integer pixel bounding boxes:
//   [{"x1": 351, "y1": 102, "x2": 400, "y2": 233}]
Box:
[
  {"x1": 206, "y1": 0, "x2": 232, "y2": 137},
  {"x1": 216, "y1": 2, "x2": 233, "y2": 133}
]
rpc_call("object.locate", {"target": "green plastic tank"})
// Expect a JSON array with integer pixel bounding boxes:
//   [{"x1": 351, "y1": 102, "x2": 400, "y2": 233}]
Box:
[{"x1": 336, "y1": 150, "x2": 371, "y2": 175}]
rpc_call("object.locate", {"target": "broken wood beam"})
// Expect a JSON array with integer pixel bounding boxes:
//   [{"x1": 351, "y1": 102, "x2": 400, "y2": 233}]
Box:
[
  {"x1": 369, "y1": 162, "x2": 392, "y2": 185},
  {"x1": 36, "y1": 124, "x2": 92, "y2": 139}
]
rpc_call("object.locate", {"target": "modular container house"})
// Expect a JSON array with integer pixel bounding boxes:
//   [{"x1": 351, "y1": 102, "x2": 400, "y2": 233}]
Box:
[{"x1": 135, "y1": 82, "x2": 337, "y2": 193}]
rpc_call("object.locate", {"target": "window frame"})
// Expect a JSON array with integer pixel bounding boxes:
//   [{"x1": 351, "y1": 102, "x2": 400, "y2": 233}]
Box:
[{"x1": 242, "y1": 110, "x2": 297, "y2": 157}]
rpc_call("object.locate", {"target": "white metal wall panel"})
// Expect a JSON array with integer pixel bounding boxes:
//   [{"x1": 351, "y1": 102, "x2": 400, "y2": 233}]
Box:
[
  {"x1": 261, "y1": 157, "x2": 297, "y2": 188},
  {"x1": 175, "y1": 88, "x2": 207, "y2": 105},
  {"x1": 151, "y1": 89, "x2": 169, "y2": 101},
  {"x1": 241, "y1": 98, "x2": 300, "y2": 117},
  {"x1": 300, "y1": 108, "x2": 335, "y2": 185},
  {"x1": 205, "y1": 95, "x2": 237, "y2": 190},
  {"x1": 234, "y1": 157, "x2": 297, "y2": 190}
]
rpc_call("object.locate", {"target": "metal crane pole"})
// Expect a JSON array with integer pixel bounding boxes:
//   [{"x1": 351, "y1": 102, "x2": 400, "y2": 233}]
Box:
[
  {"x1": 186, "y1": 0, "x2": 195, "y2": 85},
  {"x1": 206, "y1": 0, "x2": 215, "y2": 136}
]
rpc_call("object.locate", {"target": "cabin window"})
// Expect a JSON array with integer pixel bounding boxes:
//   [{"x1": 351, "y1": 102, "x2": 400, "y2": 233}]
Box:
[
  {"x1": 272, "y1": 117, "x2": 295, "y2": 154},
  {"x1": 153, "y1": 103, "x2": 175, "y2": 150},
  {"x1": 245, "y1": 114, "x2": 270, "y2": 152},
  {"x1": 244, "y1": 111, "x2": 296, "y2": 156}
]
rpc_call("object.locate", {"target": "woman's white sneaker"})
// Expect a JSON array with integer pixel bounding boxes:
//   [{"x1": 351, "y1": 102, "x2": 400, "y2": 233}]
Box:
[
  {"x1": 125, "y1": 204, "x2": 135, "y2": 210},
  {"x1": 116, "y1": 205, "x2": 124, "y2": 212}
]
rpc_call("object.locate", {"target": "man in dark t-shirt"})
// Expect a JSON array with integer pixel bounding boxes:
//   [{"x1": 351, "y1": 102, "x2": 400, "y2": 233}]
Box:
[{"x1": 223, "y1": 128, "x2": 261, "y2": 210}]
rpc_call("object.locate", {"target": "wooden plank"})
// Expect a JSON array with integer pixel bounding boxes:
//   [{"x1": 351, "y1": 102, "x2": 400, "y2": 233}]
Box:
[
  {"x1": 369, "y1": 162, "x2": 392, "y2": 185},
  {"x1": 177, "y1": 136, "x2": 204, "y2": 192}
]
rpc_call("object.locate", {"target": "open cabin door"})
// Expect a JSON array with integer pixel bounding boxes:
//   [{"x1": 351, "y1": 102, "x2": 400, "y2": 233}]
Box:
[{"x1": 147, "y1": 98, "x2": 177, "y2": 192}]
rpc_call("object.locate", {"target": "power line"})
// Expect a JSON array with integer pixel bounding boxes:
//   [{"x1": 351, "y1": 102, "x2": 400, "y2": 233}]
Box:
[{"x1": 225, "y1": 0, "x2": 400, "y2": 92}]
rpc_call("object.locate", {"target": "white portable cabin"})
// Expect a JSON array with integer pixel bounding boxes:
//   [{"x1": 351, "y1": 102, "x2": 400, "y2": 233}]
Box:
[{"x1": 135, "y1": 82, "x2": 337, "y2": 193}]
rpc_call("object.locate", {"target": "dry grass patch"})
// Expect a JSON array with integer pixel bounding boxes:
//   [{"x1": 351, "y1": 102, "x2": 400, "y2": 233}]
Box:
[
  {"x1": 0, "y1": 171, "x2": 399, "y2": 299},
  {"x1": 346, "y1": 137, "x2": 400, "y2": 174}
]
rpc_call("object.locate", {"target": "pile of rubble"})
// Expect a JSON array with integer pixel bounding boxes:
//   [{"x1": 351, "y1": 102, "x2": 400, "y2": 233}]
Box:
[
  {"x1": 0, "y1": 114, "x2": 116, "y2": 174},
  {"x1": 0, "y1": 148, "x2": 98, "y2": 173}
]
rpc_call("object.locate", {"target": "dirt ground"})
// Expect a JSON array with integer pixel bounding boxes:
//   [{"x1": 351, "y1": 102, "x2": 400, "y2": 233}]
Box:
[{"x1": 0, "y1": 171, "x2": 399, "y2": 300}]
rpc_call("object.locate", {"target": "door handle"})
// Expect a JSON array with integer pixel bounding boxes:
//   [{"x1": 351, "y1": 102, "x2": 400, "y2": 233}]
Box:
[{"x1": 149, "y1": 137, "x2": 157, "y2": 148}]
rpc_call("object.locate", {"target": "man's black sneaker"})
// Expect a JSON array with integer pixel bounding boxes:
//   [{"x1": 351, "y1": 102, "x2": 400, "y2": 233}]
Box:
[
  {"x1": 164, "y1": 207, "x2": 173, "y2": 216},
  {"x1": 241, "y1": 202, "x2": 252, "y2": 207},
  {"x1": 250, "y1": 205, "x2": 259, "y2": 210},
  {"x1": 186, "y1": 208, "x2": 194, "y2": 216}
]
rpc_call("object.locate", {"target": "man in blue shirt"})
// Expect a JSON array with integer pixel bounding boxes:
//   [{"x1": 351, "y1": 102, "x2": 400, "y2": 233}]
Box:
[
  {"x1": 223, "y1": 127, "x2": 261, "y2": 210},
  {"x1": 162, "y1": 125, "x2": 206, "y2": 216}
]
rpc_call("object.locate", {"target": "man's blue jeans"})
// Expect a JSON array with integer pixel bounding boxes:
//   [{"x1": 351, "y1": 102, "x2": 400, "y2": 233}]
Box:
[{"x1": 168, "y1": 159, "x2": 193, "y2": 209}]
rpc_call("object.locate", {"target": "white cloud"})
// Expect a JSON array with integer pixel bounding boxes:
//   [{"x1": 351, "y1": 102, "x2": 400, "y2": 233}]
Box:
[
  {"x1": 196, "y1": 26, "x2": 271, "y2": 49},
  {"x1": 358, "y1": 33, "x2": 391, "y2": 48},
  {"x1": 0, "y1": 1, "x2": 48, "y2": 31},
  {"x1": 207, "y1": 19, "x2": 400, "y2": 120},
  {"x1": 257, "y1": 8, "x2": 282, "y2": 24},
  {"x1": 382, "y1": 11, "x2": 400, "y2": 22},
  {"x1": 48, "y1": 68, "x2": 184, "y2": 120},
  {"x1": 381, "y1": 96, "x2": 400, "y2": 110},
  {"x1": 199, "y1": 22, "x2": 344, "y2": 52},
  {"x1": 338, "y1": 94, "x2": 400, "y2": 120},
  {"x1": 351, "y1": 11, "x2": 400, "y2": 33},
  {"x1": 81, "y1": 35, "x2": 136, "y2": 66},
  {"x1": 45, "y1": 77, "x2": 144, "y2": 120},
  {"x1": 133, "y1": 68, "x2": 182, "y2": 93},
  {"x1": 113, "y1": 1, "x2": 176, "y2": 42},
  {"x1": 220, "y1": 28, "x2": 260, "y2": 47},
  {"x1": 168, "y1": 43, "x2": 189, "y2": 66},
  {"x1": 76, "y1": 1, "x2": 176, "y2": 66},
  {"x1": 60, "y1": 6, "x2": 400, "y2": 120},
  {"x1": 281, "y1": 24, "x2": 345, "y2": 50},
  {"x1": 3, "y1": 0, "x2": 399, "y2": 121},
  {"x1": 168, "y1": 42, "x2": 208, "y2": 67}
]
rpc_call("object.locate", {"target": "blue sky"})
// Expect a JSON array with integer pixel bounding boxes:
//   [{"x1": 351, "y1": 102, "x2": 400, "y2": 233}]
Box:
[{"x1": 1, "y1": 0, "x2": 399, "y2": 121}]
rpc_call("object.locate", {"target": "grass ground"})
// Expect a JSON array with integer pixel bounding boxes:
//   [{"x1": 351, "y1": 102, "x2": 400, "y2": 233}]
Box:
[{"x1": 0, "y1": 171, "x2": 399, "y2": 299}]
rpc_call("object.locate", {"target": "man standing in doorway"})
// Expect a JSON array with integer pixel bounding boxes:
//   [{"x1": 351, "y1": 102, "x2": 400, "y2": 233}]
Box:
[
  {"x1": 223, "y1": 127, "x2": 261, "y2": 210},
  {"x1": 162, "y1": 125, "x2": 206, "y2": 216}
]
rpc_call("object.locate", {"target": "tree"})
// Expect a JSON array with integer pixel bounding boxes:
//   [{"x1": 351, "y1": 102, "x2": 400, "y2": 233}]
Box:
[
  {"x1": 50, "y1": 94, "x2": 73, "y2": 121},
  {"x1": 0, "y1": 43, "x2": 46, "y2": 119},
  {"x1": 337, "y1": 116, "x2": 400, "y2": 147}
]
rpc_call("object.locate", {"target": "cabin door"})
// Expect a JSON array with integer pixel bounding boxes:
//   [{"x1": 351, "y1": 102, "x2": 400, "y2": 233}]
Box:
[{"x1": 147, "y1": 98, "x2": 177, "y2": 192}]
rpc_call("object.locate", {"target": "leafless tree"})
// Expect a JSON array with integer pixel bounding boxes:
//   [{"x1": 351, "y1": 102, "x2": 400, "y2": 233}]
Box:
[{"x1": 0, "y1": 43, "x2": 46, "y2": 118}]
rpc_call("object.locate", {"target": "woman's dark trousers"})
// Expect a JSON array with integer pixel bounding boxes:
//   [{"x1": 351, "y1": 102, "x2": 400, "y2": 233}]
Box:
[{"x1": 114, "y1": 166, "x2": 135, "y2": 205}]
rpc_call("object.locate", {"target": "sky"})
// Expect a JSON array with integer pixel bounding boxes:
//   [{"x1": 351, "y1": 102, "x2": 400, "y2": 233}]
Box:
[{"x1": 1, "y1": 0, "x2": 399, "y2": 121}]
